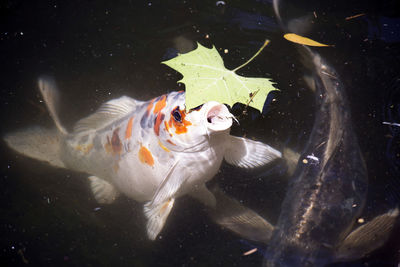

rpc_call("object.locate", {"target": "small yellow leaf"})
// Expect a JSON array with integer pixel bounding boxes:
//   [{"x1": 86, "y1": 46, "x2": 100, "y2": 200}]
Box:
[{"x1": 283, "y1": 33, "x2": 332, "y2": 47}]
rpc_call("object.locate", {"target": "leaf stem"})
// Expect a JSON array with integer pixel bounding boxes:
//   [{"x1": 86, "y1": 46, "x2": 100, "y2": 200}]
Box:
[{"x1": 233, "y1": 40, "x2": 270, "y2": 72}]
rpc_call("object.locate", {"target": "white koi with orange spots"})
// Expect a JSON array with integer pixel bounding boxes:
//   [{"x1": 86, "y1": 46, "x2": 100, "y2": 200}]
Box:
[{"x1": 4, "y1": 76, "x2": 282, "y2": 240}]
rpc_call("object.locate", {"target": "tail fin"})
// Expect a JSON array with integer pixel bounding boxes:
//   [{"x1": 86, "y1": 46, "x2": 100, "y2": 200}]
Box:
[
  {"x1": 38, "y1": 76, "x2": 68, "y2": 135},
  {"x1": 4, "y1": 76, "x2": 68, "y2": 168},
  {"x1": 4, "y1": 127, "x2": 65, "y2": 168}
]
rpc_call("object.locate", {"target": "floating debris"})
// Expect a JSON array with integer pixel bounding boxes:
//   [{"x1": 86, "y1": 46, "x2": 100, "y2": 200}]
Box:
[
  {"x1": 345, "y1": 13, "x2": 365, "y2": 21},
  {"x1": 306, "y1": 153, "x2": 320, "y2": 164},
  {"x1": 383, "y1": 121, "x2": 400, "y2": 127},
  {"x1": 243, "y1": 248, "x2": 258, "y2": 256},
  {"x1": 284, "y1": 33, "x2": 332, "y2": 47},
  {"x1": 216, "y1": 1, "x2": 225, "y2": 7}
]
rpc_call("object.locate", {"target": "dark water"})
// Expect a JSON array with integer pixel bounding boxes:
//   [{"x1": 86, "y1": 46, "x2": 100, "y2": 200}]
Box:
[{"x1": 1, "y1": 0, "x2": 399, "y2": 266}]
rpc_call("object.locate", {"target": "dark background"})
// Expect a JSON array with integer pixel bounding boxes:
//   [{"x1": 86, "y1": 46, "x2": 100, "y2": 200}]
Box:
[{"x1": 1, "y1": 0, "x2": 399, "y2": 266}]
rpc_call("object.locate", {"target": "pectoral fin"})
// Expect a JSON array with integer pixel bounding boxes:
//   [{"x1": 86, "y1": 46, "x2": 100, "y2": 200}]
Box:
[
  {"x1": 144, "y1": 162, "x2": 189, "y2": 240},
  {"x1": 224, "y1": 136, "x2": 281, "y2": 168},
  {"x1": 208, "y1": 186, "x2": 274, "y2": 243},
  {"x1": 335, "y1": 208, "x2": 399, "y2": 261},
  {"x1": 88, "y1": 176, "x2": 119, "y2": 204},
  {"x1": 144, "y1": 198, "x2": 175, "y2": 240}
]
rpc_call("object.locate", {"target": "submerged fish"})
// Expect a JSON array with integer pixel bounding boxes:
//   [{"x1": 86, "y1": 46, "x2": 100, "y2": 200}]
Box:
[
  {"x1": 4, "y1": 77, "x2": 281, "y2": 240},
  {"x1": 261, "y1": 47, "x2": 399, "y2": 266},
  {"x1": 222, "y1": 2, "x2": 400, "y2": 265}
]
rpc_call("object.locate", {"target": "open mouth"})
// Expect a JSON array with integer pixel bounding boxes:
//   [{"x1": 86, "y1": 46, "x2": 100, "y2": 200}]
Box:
[
  {"x1": 207, "y1": 105, "x2": 229, "y2": 124},
  {"x1": 205, "y1": 103, "x2": 234, "y2": 132}
]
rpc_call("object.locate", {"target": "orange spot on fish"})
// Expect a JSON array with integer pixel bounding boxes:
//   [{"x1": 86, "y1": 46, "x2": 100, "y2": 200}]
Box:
[
  {"x1": 169, "y1": 108, "x2": 192, "y2": 134},
  {"x1": 158, "y1": 140, "x2": 170, "y2": 152},
  {"x1": 160, "y1": 199, "x2": 171, "y2": 215},
  {"x1": 125, "y1": 117, "x2": 134, "y2": 139},
  {"x1": 138, "y1": 145, "x2": 154, "y2": 166},
  {"x1": 152, "y1": 95, "x2": 167, "y2": 136},
  {"x1": 164, "y1": 120, "x2": 172, "y2": 136},
  {"x1": 153, "y1": 95, "x2": 167, "y2": 114},
  {"x1": 154, "y1": 112, "x2": 165, "y2": 136},
  {"x1": 146, "y1": 98, "x2": 156, "y2": 115},
  {"x1": 75, "y1": 143, "x2": 94, "y2": 155},
  {"x1": 168, "y1": 116, "x2": 173, "y2": 128},
  {"x1": 166, "y1": 139, "x2": 176, "y2": 146}
]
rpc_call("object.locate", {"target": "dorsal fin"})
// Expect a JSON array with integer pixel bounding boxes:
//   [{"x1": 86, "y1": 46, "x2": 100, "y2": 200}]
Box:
[
  {"x1": 38, "y1": 76, "x2": 68, "y2": 135},
  {"x1": 73, "y1": 96, "x2": 140, "y2": 134}
]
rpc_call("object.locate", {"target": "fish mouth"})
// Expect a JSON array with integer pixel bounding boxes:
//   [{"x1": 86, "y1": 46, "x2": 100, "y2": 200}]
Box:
[{"x1": 205, "y1": 102, "x2": 233, "y2": 132}]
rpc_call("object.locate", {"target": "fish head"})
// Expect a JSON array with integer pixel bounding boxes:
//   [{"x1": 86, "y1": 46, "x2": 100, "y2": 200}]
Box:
[
  {"x1": 189, "y1": 101, "x2": 234, "y2": 133},
  {"x1": 156, "y1": 92, "x2": 234, "y2": 152}
]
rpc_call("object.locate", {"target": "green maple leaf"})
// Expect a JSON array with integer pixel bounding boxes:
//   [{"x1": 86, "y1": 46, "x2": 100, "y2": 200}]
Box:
[{"x1": 162, "y1": 41, "x2": 278, "y2": 112}]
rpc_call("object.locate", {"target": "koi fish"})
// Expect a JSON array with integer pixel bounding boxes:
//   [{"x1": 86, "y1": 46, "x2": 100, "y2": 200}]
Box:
[
  {"x1": 4, "y1": 76, "x2": 281, "y2": 240},
  {"x1": 262, "y1": 46, "x2": 399, "y2": 266},
  {"x1": 240, "y1": 2, "x2": 399, "y2": 265}
]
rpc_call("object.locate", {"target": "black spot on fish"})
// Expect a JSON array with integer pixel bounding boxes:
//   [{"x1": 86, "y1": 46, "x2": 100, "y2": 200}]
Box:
[
  {"x1": 147, "y1": 113, "x2": 155, "y2": 128},
  {"x1": 140, "y1": 113, "x2": 149, "y2": 129},
  {"x1": 111, "y1": 128, "x2": 122, "y2": 155}
]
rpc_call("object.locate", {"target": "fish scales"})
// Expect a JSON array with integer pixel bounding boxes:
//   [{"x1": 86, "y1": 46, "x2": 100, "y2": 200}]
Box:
[
  {"x1": 262, "y1": 47, "x2": 396, "y2": 266},
  {"x1": 5, "y1": 82, "x2": 281, "y2": 241}
]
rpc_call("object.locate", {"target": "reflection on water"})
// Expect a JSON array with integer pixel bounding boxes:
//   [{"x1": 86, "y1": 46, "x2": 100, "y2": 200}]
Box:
[{"x1": 1, "y1": 0, "x2": 399, "y2": 266}]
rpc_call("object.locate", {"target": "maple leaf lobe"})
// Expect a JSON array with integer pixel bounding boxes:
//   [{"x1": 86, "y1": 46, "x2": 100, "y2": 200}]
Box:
[{"x1": 162, "y1": 42, "x2": 277, "y2": 112}]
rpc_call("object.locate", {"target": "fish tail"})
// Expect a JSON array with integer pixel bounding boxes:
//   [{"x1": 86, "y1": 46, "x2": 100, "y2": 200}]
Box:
[
  {"x1": 5, "y1": 76, "x2": 67, "y2": 168},
  {"x1": 4, "y1": 126, "x2": 65, "y2": 168},
  {"x1": 38, "y1": 76, "x2": 68, "y2": 135}
]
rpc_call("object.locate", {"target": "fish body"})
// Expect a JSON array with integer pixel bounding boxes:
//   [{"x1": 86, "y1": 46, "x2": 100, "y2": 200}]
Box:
[
  {"x1": 265, "y1": 48, "x2": 367, "y2": 266},
  {"x1": 263, "y1": 47, "x2": 398, "y2": 266},
  {"x1": 5, "y1": 78, "x2": 282, "y2": 240},
  {"x1": 60, "y1": 91, "x2": 227, "y2": 202}
]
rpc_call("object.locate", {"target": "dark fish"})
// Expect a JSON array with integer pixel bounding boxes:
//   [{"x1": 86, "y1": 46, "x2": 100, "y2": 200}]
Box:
[
  {"x1": 210, "y1": 45, "x2": 398, "y2": 263},
  {"x1": 262, "y1": 47, "x2": 398, "y2": 266}
]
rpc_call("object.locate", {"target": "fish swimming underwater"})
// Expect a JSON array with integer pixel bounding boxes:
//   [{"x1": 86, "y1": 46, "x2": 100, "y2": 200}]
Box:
[
  {"x1": 4, "y1": 76, "x2": 281, "y2": 240},
  {"x1": 206, "y1": 46, "x2": 398, "y2": 265},
  {"x1": 260, "y1": 46, "x2": 399, "y2": 266},
  {"x1": 223, "y1": 2, "x2": 400, "y2": 265}
]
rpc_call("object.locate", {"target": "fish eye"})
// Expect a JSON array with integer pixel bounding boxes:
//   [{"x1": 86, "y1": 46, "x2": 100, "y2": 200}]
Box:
[{"x1": 172, "y1": 107, "x2": 182, "y2": 122}]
